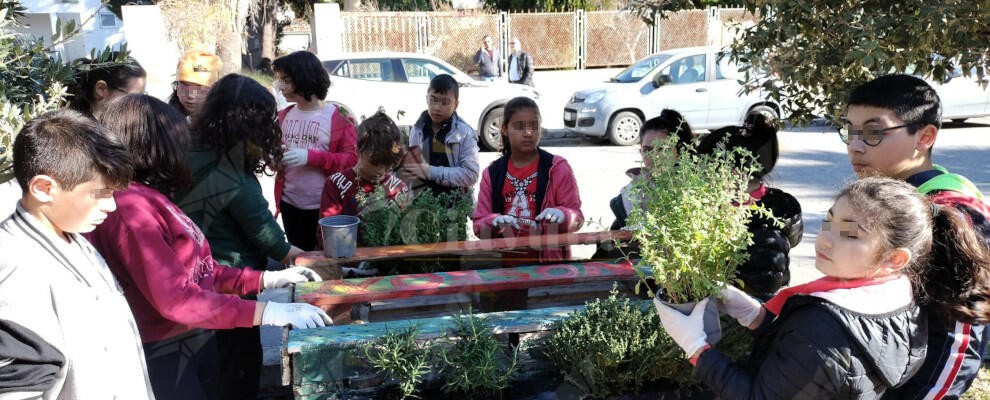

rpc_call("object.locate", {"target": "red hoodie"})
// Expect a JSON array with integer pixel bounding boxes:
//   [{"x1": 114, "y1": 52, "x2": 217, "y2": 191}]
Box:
[
  {"x1": 87, "y1": 182, "x2": 263, "y2": 343},
  {"x1": 472, "y1": 154, "x2": 583, "y2": 262}
]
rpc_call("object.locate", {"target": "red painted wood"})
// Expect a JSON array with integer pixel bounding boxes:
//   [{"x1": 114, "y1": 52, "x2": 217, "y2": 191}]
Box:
[
  {"x1": 294, "y1": 259, "x2": 637, "y2": 307},
  {"x1": 294, "y1": 230, "x2": 632, "y2": 268}
]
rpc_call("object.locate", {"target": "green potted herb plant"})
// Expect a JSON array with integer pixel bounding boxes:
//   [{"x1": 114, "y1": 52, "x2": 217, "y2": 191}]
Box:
[{"x1": 625, "y1": 135, "x2": 773, "y2": 342}]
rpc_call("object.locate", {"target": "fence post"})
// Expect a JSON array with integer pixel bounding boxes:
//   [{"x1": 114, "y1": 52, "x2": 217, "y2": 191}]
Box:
[
  {"x1": 499, "y1": 11, "x2": 510, "y2": 73},
  {"x1": 647, "y1": 14, "x2": 659, "y2": 55},
  {"x1": 707, "y1": 6, "x2": 720, "y2": 48},
  {"x1": 573, "y1": 9, "x2": 586, "y2": 69},
  {"x1": 416, "y1": 12, "x2": 429, "y2": 53}
]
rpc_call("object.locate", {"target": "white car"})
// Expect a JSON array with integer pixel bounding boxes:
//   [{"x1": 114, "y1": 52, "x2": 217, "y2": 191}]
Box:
[
  {"x1": 321, "y1": 52, "x2": 540, "y2": 151},
  {"x1": 563, "y1": 46, "x2": 778, "y2": 145}
]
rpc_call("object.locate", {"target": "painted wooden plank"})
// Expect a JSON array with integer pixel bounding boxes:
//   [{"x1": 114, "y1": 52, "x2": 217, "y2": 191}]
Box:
[
  {"x1": 294, "y1": 259, "x2": 638, "y2": 307},
  {"x1": 287, "y1": 303, "x2": 600, "y2": 354},
  {"x1": 294, "y1": 230, "x2": 632, "y2": 268}
]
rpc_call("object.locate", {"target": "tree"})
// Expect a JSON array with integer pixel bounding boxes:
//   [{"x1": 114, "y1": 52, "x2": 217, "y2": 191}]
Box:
[
  {"x1": 630, "y1": 0, "x2": 990, "y2": 125},
  {"x1": 1, "y1": 1, "x2": 77, "y2": 183}
]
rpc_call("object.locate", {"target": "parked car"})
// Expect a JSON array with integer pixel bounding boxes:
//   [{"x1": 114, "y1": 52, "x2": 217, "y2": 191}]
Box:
[
  {"x1": 563, "y1": 46, "x2": 778, "y2": 145},
  {"x1": 927, "y1": 70, "x2": 990, "y2": 123},
  {"x1": 321, "y1": 52, "x2": 540, "y2": 151}
]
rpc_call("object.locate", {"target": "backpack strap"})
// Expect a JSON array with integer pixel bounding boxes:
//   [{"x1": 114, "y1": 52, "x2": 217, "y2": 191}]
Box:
[
  {"x1": 488, "y1": 155, "x2": 510, "y2": 214},
  {"x1": 534, "y1": 149, "x2": 554, "y2": 213},
  {"x1": 918, "y1": 165, "x2": 985, "y2": 201}
]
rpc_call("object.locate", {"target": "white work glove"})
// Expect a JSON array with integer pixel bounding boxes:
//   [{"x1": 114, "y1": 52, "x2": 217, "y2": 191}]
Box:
[
  {"x1": 492, "y1": 215, "x2": 520, "y2": 230},
  {"x1": 283, "y1": 148, "x2": 309, "y2": 168},
  {"x1": 262, "y1": 266, "x2": 322, "y2": 289},
  {"x1": 261, "y1": 302, "x2": 333, "y2": 329},
  {"x1": 654, "y1": 297, "x2": 710, "y2": 357},
  {"x1": 535, "y1": 208, "x2": 565, "y2": 224},
  {"x1": 719, "y1": 284, "x2": 763, "y2": 327}
]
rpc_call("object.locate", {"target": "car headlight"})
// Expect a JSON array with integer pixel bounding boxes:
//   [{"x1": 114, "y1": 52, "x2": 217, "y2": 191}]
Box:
[{"x1": 584, "y1": 92, "x2": 606, "y2": 104}]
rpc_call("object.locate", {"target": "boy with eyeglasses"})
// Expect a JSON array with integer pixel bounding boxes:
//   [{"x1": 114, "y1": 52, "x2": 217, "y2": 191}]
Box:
[
  {"x1": 399, "y1": 74, "x2": 480, "y2": 196},
  {"x1": 842, "y1": 74, "x2": 990, "y2": 399}
]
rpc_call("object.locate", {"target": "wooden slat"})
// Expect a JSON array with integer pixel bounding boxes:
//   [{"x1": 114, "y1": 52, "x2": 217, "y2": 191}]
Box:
[
  {"x1": 294, "y1": 230, "x2": 632, "y2": 268},
  {"x1": 287, "y1": 304, "x2": 595, "y2": 354},
  {"x1": 294, "y1": 260, "x2": 638, "y2": 308}
]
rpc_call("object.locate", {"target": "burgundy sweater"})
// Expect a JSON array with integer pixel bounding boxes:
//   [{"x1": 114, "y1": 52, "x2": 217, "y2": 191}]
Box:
[{"x1": 87, "y1": 182, "x2": 262, "y2": 343}]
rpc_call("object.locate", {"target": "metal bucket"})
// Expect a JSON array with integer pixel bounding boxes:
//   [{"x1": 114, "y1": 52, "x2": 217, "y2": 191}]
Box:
[{"x1": 319, "y1": 215, "x2": 360, "y2": 258}]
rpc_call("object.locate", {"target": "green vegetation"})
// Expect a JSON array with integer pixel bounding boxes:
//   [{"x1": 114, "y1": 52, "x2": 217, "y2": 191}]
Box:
[
  {"x1": 435, "y1": 312, "x2": 518, "y2": 397},
  {"x1": 363, "y1": 326, "x2": 433, "y2": 399},
  {"x1": 626, "y1": 135, "x2": 773, "y2": 303}
]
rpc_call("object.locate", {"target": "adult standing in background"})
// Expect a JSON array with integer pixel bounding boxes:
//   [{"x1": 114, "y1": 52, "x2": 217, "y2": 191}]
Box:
[
  {"x1": 474, "y1": 35, "x2": 502, "y2": 82},
  {"x1": 507, "y1": 38, "x2": 535, "y2": 86}
]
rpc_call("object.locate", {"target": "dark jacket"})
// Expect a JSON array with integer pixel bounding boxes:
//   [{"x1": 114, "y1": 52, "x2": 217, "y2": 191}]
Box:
[
  {"x1": 508, "y1": 51, "x2": 534, "y2": 86},
  {"x1": 696, "y1": 294, "x2": 927, "y2": 399},
  {"x1": 175, "y1": 142, "x2": 292, "y2": 269},
  {"x1": 739, "y1": 187, "x2": 803, "y2": 300},
  {"x1": 882, "y1": 166, "x2": 990, "y2": 400}
]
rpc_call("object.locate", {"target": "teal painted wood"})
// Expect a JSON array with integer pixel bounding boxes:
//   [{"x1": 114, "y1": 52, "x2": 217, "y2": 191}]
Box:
[{"x1": 288, "y1": 304, "x2": 592, "y2": 354}]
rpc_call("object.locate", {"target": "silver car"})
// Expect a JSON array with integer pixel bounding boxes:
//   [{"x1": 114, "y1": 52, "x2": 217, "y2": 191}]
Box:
[{"x1": 563, "y1": 46, "x2": 778, "y2": 145}]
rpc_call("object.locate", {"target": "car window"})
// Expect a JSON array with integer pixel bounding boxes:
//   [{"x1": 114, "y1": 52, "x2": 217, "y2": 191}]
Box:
[
  {"x1": 402, "y1": 59, "x2": 455, "y2": 84},
  {"x1": 346, "y1": 59, "x2": 396, "y2": 82},
  {"x1": 612, "y1": 54, "x2": 672, "y2": 83},
  {"x1": 667, "y1": 54, "x2": 706, "y2": 84},
  {"x1": 715, "y1": 54, "x2": 744, "y2": 81},
  {"x1": 325, "y1": 61, "x2": 348, "y2": 77}
]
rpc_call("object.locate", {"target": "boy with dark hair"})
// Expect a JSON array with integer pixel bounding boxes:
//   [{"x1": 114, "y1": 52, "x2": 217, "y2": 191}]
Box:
[
  {"x1": 399, "y1": 73, "x2": 480, "y2": 196},
  {"x1": 0, "y1": 109, "x2": 154, "y2": 399},
  {"x1": 842, "y1": 74, "x2": 990, "y2": 399}
]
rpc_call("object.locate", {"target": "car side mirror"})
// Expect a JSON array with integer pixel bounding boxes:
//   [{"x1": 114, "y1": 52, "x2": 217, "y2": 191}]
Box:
[{"x1": 652, "y1": 74, "x2": 673, "y2": 88}]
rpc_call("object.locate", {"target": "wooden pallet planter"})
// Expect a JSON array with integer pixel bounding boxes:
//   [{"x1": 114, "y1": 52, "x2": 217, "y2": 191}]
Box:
[
  {"x1": 284, "y1": 303, "x2": 612, "y2": 399},
  {"x1": 294, "y1": 230, "x2": 632, "y2": 278},
  {"x1": 282, "y1": 260, "x2": 651, "y2": 396}
]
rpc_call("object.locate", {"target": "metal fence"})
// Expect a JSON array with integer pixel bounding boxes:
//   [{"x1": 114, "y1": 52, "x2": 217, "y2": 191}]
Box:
[{"x1": 339, "y1": 7, "x2": 753, "y2": 72}]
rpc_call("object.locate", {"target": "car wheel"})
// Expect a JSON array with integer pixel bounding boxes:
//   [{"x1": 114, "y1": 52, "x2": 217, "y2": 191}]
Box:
[
  {"x1": 747, "y1": 104, "x2": 779, "y2": 122},
  {"x1": 608, "y1": 111, "x2": 642, "y2": 146},
  {"x1": 480, "y1": 107, "x2": 504, "y2": 151}
]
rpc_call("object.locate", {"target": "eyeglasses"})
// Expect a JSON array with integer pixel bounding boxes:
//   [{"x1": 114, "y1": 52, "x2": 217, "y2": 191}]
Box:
[
  {"x1": 426, "y1": 95, "x2": 454, "y2": 106},
  {"x1": 509, "y1": 121, "x2": 540, "y2": 132},
  {"x1": 838, "y1": 123, "x2": 917, "y2": 146}
]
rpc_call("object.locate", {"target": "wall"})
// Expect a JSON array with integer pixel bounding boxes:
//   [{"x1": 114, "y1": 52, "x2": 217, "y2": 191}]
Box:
[{"x1": 17, "y1": 0, "x2": 126, "y2": 61}]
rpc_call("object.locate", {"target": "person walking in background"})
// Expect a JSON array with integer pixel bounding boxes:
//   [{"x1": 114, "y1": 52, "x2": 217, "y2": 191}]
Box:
[
  {"x1": 507, "y1": 38, "x2": 534, "y2": 86},
  {"x1": 168, "y1": 50, "x2": 223, "y2": 118},
  {"x1": 273, "y1": 50, "x2": 358, "y2": 251},
  {"x1": 474, "y1": 35, "x2": 502, "y2": 82}
]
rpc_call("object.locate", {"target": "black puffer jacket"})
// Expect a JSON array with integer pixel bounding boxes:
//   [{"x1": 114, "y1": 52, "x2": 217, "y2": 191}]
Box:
[
  {"x1": 739, "y1": 187, "x2": 803, "y2": 300},
  {"x1": 695, "y1": 295, "x2": 928, "y2": 399}
]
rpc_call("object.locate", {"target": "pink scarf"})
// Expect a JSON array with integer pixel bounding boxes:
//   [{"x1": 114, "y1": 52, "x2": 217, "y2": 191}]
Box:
[{"x1": 764, "y1": 276, "x2": 897, "y2": 315}]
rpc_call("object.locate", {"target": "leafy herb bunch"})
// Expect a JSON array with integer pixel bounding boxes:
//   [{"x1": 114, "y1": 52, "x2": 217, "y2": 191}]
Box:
[
  {"x1": 545, "y1": 287, "x2": 691, "y2": 398},
  {"x1": 363, "y1": 326, "x2": 433, "y2": 399},
  {"x1": 435, "y1": 312, "x2": 518, "y2": 397},
  {"x1": 627, "y1": 135, "x2": 773, "y2": 303},
  {"x1": 357, "y1": 187, "x2": 474, "y2": 247}
]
